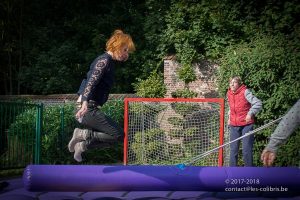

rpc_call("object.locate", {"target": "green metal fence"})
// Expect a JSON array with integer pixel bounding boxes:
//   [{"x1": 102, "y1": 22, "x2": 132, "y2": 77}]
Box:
[
  {"x1": 0, "y1": 99, "x2": 124, "y2": 170},
  {"x1": 0, "y1": 102, "x2": 42, "y2": 170}
]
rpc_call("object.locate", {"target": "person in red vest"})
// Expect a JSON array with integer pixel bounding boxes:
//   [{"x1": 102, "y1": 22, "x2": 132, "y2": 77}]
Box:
[{"x1": 227, "y1": 76, "x2": 262, "y2": 166}]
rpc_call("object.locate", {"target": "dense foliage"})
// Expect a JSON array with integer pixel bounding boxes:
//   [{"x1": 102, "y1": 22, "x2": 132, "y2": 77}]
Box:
[
  {"x1": 218, "y1": 29, "x2": 300, "y2": 167},
  {"x1": 7, "y1": 100, "x2": 124, "y2": 165},
  {"x1": 1, "y1": 0, "x2": 299, "y2": 94},
  {"x1": 133, "y1": 71, "x2": 167, "y2": 97}
]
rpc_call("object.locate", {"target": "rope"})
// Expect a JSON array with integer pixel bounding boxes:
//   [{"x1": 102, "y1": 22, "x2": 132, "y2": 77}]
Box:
[{"x1": 177, "y1": 116, "x2": 283, "y2": 169}]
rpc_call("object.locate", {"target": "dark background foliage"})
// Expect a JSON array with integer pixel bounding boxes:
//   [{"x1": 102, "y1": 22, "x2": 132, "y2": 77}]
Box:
[{"x1": 1, "y1": 0, "x2": 299, "y2": 95}]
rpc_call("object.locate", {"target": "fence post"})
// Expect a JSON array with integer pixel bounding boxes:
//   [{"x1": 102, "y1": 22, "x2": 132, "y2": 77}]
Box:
[
  {"x1": 35, "y1": 103, "x2": 43, "y2": 164},
  {"x1": 60, "y1": 105, "x2": 64, "y2": 159}
]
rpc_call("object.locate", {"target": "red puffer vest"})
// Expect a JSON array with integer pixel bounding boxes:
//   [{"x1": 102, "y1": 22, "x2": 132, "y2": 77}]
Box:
[{"x1": 227, "y1": 84, "x2": 254, "y2": 126}]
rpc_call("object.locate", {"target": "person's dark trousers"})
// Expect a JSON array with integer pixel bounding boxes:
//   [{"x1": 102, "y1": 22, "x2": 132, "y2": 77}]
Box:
[
  {"x1": 229, "y1": 124, "x2": 254, "y2": 166},
  {"x1": 80, "y1": 103, "x2": 124, "y2": 150}
]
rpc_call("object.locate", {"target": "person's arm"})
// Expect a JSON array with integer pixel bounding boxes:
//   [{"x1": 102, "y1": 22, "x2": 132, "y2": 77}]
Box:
[
  {"x1": 81, "y1": 58, "x2": 108, "y2": 102},
  {"x1": 245, "y1": 89, "x2": 262, "y2": 116},
  {"x1": 244, "y1": 89, "x2": 262, "y2": 122},
  {"x1": 261, "y1": 99, "x2": 300, "y2": 166},
  {"x1": 265, "y1": 99, "x2": 300, "y2": 152},
  {"x1": 77, "y1": 58, "x2": 108, "y2": 119}
]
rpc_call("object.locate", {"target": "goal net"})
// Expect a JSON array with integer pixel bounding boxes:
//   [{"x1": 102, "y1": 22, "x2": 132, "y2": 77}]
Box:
[{"x1": 123, "y1": 98, "x2": 225, "y2": 166}]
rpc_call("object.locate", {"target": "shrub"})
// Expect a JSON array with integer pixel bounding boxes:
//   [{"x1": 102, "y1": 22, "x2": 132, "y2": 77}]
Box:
[
  {"x1": 133, "y1": 71, "x2": 167, "y2": 98},
  {"x1": 7, "y1": 100, "x2": 125, "y2": 165},
  {"x1": 131, "y1": 128, "x2": 166, "y2": 164}
]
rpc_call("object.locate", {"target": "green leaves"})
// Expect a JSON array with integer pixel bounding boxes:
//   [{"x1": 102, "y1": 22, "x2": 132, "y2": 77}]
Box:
[
  {"x1": 131, "y1": 128, "x2": 165, "y2": 164},
  {"x1": 218, "y1": 33, "x2": 300, "y2": 114},
  {"x1": 171, "y1": 89, "x2": 197, "y2": 98},
  {"x1": 133, "y1": 71, "x2": 167, "y2": 98},
  {"x1": 177, "y1": 64, "x2": 197, "y2": 85},
  {"x1": 6, "y1": 101, "x2": 125, "y2": 164},
  {"x1": 218, "y1": 31, "x2": 300, "y2": 166}
]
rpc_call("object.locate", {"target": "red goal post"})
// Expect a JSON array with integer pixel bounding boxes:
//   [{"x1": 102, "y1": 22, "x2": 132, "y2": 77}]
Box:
[{"x1": 123, "y1": 98, "x2": 225, "y2": 166}]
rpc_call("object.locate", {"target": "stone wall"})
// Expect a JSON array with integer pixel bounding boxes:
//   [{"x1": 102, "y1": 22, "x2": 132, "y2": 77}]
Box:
[{"x1": 164, "y1": 56, "x2": 219, "y2": 98}]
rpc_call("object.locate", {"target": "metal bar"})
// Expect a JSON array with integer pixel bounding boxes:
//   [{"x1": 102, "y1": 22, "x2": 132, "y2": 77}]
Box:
[
  {"x1": 123, "y1": 99, "x2": 129, "y2": 165},
  {"x1": 218, "y1": 98, "x2": 225, "y2": 166},
  {"x1": 60, "y1": 105, "x2": 64, "y2": 160},
  {"x1": 35, "y1": 103, "x2": 43, "y2": 164}
]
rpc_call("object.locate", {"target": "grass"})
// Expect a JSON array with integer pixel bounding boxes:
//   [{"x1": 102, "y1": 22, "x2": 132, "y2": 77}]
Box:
[{"x1": 0, "y1": 168, "x2": 24, "y2": 180}]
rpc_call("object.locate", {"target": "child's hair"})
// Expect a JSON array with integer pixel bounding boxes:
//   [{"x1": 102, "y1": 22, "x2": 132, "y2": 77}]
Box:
[
  {"x1": 106, "y1": 30, "x2": 135, "y2": 55},
  {"x1": 230, "y1": 76, "x2": 242, "y2": 84}
]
